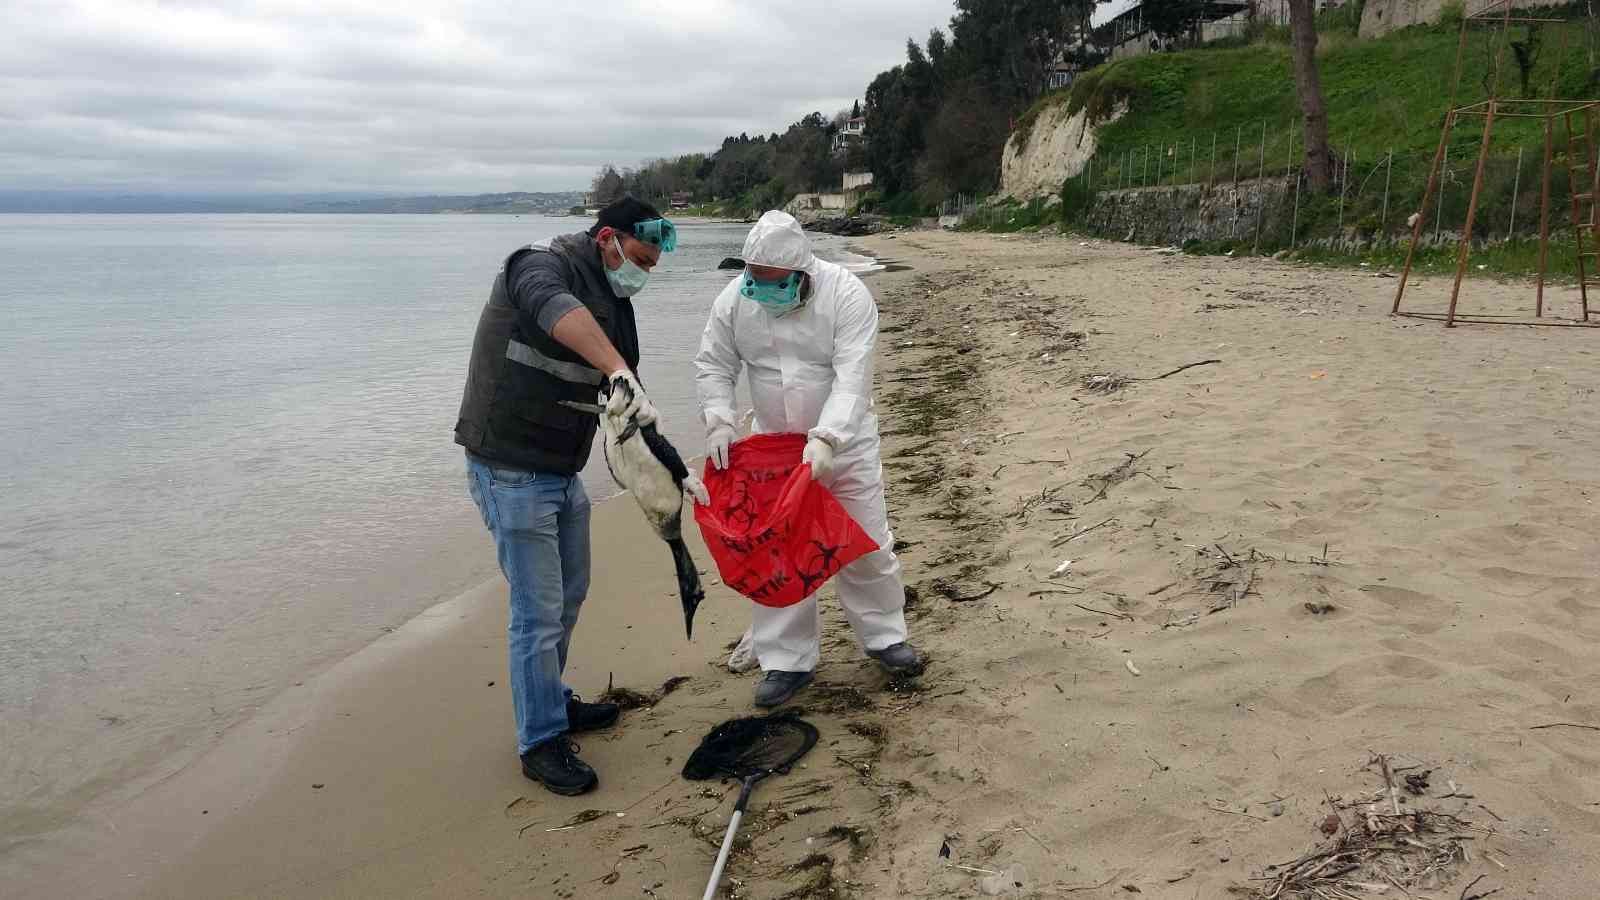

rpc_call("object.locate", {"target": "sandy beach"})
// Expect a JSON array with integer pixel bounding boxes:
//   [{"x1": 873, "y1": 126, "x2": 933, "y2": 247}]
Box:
[{"x1": 34, "y1": 230, "x2": 1600, "y2": 899}]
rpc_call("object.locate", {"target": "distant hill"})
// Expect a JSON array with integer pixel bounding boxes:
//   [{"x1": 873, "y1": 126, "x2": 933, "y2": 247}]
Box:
[
  {"x1": 295, "y1": 192, "x2": 586, "y2": 214},
  {"x1": 0, "y1": 191, "x2": 586, "y2": 214}
]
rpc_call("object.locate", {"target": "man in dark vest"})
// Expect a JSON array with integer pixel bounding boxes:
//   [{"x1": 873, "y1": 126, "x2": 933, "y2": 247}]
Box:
[{"x1": 455, "y1": 196, "x2": 677, "y2": 795}]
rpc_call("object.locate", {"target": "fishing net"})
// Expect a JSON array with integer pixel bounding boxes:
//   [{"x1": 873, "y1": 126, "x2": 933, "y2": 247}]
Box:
[{"x1": 681, "y1": 711, "x2": 819, "y2": 781}]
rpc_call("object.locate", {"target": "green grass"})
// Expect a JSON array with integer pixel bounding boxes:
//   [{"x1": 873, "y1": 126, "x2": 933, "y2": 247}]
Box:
[{"x1": 1038, "y1": 9, "x2": 1599, "y2": 192}]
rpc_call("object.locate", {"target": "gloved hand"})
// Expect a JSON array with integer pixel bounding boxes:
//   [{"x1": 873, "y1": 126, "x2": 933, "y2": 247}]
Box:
[
  {"x1": 802, "y1": 436, "x2": 835, "y2": 480},
  {"x1": 605, "y1": 370, "x2": 658, "y2": 426},
  {"x1": 682, "y1": 473, "x2": 710, "y2": 506},
  {"x1": 706, "y1": 424, "x2": 735, "y2": 470}
]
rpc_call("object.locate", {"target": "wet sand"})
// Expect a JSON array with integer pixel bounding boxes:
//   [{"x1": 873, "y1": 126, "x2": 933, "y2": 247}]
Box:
[{"x1": 26, "y1": 231, "x2": 1600, "y2": 899}]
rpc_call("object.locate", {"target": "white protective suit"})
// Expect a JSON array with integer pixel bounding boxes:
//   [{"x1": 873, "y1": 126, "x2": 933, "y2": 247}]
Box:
[{"x1": 694, "y1": 211, "x2": 909, "y2": 672}]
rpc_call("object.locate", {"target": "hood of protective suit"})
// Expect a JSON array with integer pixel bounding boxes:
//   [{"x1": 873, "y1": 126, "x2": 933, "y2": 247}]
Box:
[{"x1": 740, "y1": 211, "x2": 818, "y2": 274}]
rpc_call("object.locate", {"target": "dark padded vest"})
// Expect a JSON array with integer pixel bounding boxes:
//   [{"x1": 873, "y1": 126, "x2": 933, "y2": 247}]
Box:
[{"x1": 453, "y1": 236, "x2": 640, "y2": 475}]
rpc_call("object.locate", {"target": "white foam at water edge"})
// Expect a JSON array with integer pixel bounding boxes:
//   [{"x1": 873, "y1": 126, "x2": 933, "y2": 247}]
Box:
[{"x1": 816, "y1": 247, "x2": 884, "y2": 275}]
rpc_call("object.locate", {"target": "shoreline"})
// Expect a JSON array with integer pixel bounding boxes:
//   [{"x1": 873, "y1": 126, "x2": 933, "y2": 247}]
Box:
[{"x1": 15, "y1": 230, "x2": 1600, "y2": 898}]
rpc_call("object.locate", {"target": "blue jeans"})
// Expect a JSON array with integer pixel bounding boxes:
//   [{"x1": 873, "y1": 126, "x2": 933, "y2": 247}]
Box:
[{"x1": 465, "y1": 454, "x2": 591, "y2": 754}]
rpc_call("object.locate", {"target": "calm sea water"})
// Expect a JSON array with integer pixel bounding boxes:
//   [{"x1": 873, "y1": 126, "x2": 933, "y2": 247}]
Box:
[{"x1": 0, "y1": 214, "x2": 868, "y2": 853}]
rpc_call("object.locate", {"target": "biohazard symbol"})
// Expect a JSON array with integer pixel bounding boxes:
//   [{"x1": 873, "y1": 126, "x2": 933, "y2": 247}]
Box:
[
  {"x1": 721, "y1": 473, "x2": 761, "y2": 532},
  {"x1": 796, "y1": 539, "x2": 846, "y2": 596}
]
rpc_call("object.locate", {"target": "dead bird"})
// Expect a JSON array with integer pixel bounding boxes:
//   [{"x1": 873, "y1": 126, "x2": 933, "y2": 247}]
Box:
[{"x1": 562, "y1": 379, "x2": 708, "y2": 638}]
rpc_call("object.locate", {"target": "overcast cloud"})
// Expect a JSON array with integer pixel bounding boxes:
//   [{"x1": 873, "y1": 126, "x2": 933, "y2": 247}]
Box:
[{"x1": 0, "y1": 0, "x2": 954, "y2": 194}]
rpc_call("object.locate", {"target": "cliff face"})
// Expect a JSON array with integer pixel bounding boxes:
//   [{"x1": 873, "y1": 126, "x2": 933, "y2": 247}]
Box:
[{"x1": 999, "y1": 101, "x2": 1124, "y2": 202}]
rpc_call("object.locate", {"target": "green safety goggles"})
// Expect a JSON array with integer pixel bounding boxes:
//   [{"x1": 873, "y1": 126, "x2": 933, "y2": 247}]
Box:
[{"x1": 632, "y1": 218, "x2": 678, "y2": 252}]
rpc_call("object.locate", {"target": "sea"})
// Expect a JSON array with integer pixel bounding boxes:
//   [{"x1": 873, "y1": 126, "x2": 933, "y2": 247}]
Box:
[{"x1": 0, "y1": 213, "x2": 878, "y2": 861}]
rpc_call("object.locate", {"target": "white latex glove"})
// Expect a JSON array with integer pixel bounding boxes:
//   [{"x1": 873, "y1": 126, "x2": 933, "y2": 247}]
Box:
[
  {"x1": 802, "y1": 436, "x2": 835, "y2": 480},
  {"x1": 604, "y1": 370, "x2": 658, "y2": 426},
  {"x1": 682, "y1": 473, "x2": 710, "y2": 506},
  {"x1": 706, "y1": 424, "x2": 735, "y2": 470}
]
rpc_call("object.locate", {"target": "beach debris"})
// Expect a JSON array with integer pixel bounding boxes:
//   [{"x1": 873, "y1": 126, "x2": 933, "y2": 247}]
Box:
[
  {"x1": 545, "y1": 809, "x2": 608, "y2": 832},
  {"x1": 311, "y1": 783, "x2": 324, "y2": 790},
  {"x1": 932, "y1": 579, "x2": 1002, "y2": 603},
  {"x1": 1083, "y1": 373, "x2": 1132, "y2": 394},
  {"x1": 1051, "y1": 559, "x2": 1074, "y2": 576},
  {"x1": 1529, "y1": 721, "x2": 1600, "y2": 731},
  {"x1": 598, "y1": 674, "x2": 691, "y2": 711},
  {"x1": 1404, "y1": 770, "x2": 1434, "y2": 795},
  {"x1": 1241, "y1": 757, "x2": 1489, "y2": 899},
  {"x1": 1053, "y1": 516, "x2": 1117, "y2": 547},
  {"x1": 1075, "y1": 602, "x2": 1132, "y2": 622},
  {"x1": 1303, "y1": 601, "x2": 1336, "y2": 615},
  {"x1": 977, "y1": 863, "x2": 1028, "y2": 895},
  {"x1": 1083, "y1": 450, "x2": 1154, "y2": 503},
  {"x1": 1124, "y1": 659, "x2": 1142, "y2": 676}
]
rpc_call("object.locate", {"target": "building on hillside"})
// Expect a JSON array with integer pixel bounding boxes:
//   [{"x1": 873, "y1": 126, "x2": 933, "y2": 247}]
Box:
[
  {"x1": 670, "y1": 191, "x2": 691, "y2": 209},
  {"x1": 1048, "y1": 59, "x2": 1079, "y2": 90},
  {"x1": 832, "y1": 116, "x2": 866, "y2": 153},
  {"x1": 1092, "y1": 0, "x2": 1341, "y2": 59}
]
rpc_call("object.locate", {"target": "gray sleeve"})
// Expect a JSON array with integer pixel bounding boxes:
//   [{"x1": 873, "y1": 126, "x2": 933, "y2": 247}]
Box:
[{"x1": 508, "y1": 251, "x2": 585, "y2": 335}]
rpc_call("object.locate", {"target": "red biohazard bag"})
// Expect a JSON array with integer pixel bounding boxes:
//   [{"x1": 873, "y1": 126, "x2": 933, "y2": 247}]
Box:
[{"x1": 694, "y1": 433, "x2": 879, "y2": 608}]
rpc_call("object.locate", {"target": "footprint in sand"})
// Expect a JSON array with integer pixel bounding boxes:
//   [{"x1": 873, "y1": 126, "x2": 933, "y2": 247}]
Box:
[{"x1": 1358, "y1": 584, "x2": 1452, "y2": 633}]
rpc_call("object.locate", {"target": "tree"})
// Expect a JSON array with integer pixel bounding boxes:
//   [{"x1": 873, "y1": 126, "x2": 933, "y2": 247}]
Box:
[
  {"x1": 920, "y1": 78, "x2": 1013, "y2": 196},
  {"x1": 1287, "y1": 0, "x2": 1333, "y2": 192},
  {"x1": 851, "y1": 99, "x2": 861, "y2": 119},
  {"x1": 591, "y1": 165, "x2": 624, "y2": 204}
]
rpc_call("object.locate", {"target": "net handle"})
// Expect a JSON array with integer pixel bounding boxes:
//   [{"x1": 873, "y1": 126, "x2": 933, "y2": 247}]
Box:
[{"x1": 702, "y1": 774, "x2": 759, "y2": 900}]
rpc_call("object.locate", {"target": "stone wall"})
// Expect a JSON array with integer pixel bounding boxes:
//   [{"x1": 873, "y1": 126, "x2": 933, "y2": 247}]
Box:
[{"x1": 1078, "y1": 177, "x2": 1300, "y2": 246}]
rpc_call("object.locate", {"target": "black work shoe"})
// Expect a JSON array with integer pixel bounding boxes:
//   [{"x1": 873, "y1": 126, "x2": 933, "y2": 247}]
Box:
[
  {"x1": 520, "y1": 735, "x2": 598, "y2": 796},
  {"x1": 566, "y1": 695, "x2": 620, "y2": 733},
  {"x1": 868, "y1": 642, "x2": 925, "y2": 677},
  {"x1": 753, "y1": 670, "x2": 815, "y2": 708}
]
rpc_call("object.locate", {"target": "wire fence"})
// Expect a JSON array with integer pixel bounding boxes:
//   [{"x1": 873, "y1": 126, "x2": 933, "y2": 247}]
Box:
[{"x1": 953, "y1": 119, "x2": 1594, "y2": 260}]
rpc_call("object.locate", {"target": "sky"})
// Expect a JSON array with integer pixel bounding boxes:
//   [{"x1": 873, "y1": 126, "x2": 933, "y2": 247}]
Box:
[{"x1": 0, "y1": 0, "x2": 956, "y2": 195}]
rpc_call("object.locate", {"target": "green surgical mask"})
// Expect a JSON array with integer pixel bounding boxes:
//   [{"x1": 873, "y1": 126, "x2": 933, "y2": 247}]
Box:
[
  {"x1": 605, "y1": 237, "x2": 650, "y2": 298},
  {"x1": 740, "y1": 269, "x2": 803, "y2": 314}
]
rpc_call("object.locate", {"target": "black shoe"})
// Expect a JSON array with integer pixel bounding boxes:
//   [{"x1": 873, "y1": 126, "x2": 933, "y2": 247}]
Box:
[
  {"x1": 753, "y1": 670, "x2": 815, "y2": 708},
  {"x1": 566, "y1": 695, "x2": 620, "y2": 733},
  {"x1": 520, "y1": 735, "x2": 598, "y2": 796}
]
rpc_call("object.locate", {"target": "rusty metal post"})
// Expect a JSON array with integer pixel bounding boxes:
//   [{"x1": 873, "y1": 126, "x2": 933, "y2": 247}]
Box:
[
  {"x1": 1445, "y1": 100, "x2": 1500, "y2": 327},
  {"x1": 1538, "y1": 114, "x2": 1553, "y2": 315},
  {"x1": 1393, "y1": 111, "x2": 1457, "y2": 315}
]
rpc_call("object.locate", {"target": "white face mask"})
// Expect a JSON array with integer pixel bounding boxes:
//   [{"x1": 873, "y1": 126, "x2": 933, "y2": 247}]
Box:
[{"x1": 605, "y1": 236, "x2": 650, "y2": 298}]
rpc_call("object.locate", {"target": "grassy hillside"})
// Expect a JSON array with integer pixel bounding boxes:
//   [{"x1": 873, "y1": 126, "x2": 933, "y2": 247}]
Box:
[{"x1": 1011, "y1": 8, "x2": 1600, "y2": 253}]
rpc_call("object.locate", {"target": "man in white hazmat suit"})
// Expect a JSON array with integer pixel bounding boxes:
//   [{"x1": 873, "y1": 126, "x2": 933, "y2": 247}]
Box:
[{"x1": 695, "y1": 211, "x2": 923, "y2": 708}]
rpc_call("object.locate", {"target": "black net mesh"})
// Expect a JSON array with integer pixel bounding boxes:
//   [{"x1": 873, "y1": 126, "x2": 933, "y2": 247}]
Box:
[{"x1": 681, "y1": 711, "x2": 819, "y2": 781}]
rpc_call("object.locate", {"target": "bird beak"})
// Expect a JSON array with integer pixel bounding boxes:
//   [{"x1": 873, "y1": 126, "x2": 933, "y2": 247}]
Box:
[{"x1": 559, "y1": 400, "x2": 606, "y2": 415}]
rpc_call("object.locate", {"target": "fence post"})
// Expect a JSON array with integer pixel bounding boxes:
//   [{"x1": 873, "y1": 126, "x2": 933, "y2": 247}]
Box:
[
  {"x1": 1190, "y1": 136, "x2": 1196, "y2": 186},
  {"x1": 1233, "y1": 125, "x2": 1242, "y2": 182},
  {"x1": 1510, "y1": 146, "x2": 1524, "y2": 237},
  {"x1": 1291, "y1": 169, "x2": 1302, "y2": 248},
  {"x1": 1254, "y1": 121, "x2": 1267, "y2": 253},
  {"x1": 1381, "y1": 149, "x2": 1393, "y2": 238},
  {"x1": 1210, "y1": 131, "x2": 1218, "y2": 187},
  {"x1": 1437, "y1": 143, "x2": 1449, "y2": 238},
  {"x1": 1337, "y1": 146, "x2": 1349, "y2": 234}
]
